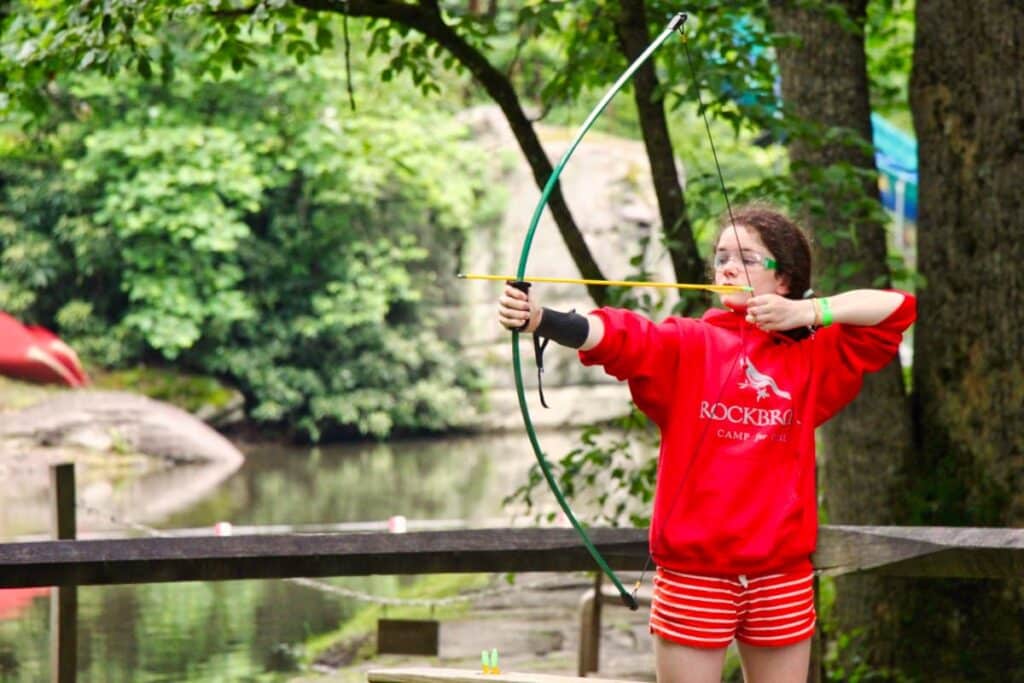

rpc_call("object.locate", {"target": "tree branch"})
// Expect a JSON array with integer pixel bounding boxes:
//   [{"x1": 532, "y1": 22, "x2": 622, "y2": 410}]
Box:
[
  {"x1": 613, "y1": 1, "x2": 705, "y2": 311},
  {"x1": 293, "y1": 0, "x2": 609, "y2": 304}
]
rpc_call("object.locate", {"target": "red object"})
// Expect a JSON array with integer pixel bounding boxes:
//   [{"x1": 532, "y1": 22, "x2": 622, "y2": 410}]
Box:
[
  {"x1": 0, "y1": 587, "x2": 50, "y2": 620},
  {"x1": 0, "y1": 312, "x2": 89, "y2": 387}
]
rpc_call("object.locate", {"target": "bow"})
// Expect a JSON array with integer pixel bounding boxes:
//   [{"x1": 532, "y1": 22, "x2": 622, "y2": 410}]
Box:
[{"x1": 511, "y1": 12, "x2": 688, "y2": 610}]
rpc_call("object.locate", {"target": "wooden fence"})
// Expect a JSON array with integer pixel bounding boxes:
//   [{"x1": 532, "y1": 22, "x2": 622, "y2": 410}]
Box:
[
  {"x1": 4, "y1": 521, "x2": 1021, "y2": 587},
  {"x1": 2, "y1": 464, "x2": 1022, "y2": 683}
]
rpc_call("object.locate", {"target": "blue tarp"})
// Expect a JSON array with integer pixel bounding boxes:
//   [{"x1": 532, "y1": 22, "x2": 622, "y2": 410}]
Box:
[{"x1": 872, "y1": 113, "x2": 918, "y2": 221}]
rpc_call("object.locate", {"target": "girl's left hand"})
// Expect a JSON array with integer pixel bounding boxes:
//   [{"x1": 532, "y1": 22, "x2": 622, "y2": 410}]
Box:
[{"x1": 746, "y1": 294, "x2": 815, "y2": 331}]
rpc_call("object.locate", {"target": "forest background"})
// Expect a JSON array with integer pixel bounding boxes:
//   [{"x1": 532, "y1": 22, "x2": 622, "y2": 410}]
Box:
[{"x1": 1, "y1": 1, "x2": 1021, "y2": 681}]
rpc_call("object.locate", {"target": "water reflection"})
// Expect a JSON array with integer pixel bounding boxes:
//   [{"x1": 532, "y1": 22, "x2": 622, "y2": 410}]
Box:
[
  {"x1": 162, "y1": 432, "x2": 561, "y2": 531},
  {"x1": 0, "y1": 456, "x2": 243, "y2": 540},
  {"x1": 0, "y1": 431, "x2": 571, "y2": 681}
]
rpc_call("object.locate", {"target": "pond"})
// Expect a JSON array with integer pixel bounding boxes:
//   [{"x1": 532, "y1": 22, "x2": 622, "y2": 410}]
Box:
[{"x1": 0, "y1": 431, "x2": 581, "y2": 682}]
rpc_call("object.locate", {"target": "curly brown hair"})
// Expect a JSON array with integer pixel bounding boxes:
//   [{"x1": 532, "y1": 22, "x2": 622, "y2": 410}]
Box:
[{"x1": 713, "y1": 204, "x2": 813, "y2": 301}]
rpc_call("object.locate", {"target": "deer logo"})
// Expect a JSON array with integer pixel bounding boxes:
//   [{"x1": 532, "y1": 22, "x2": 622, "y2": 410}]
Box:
[{"x1": 738, "y1": 357, "x2": 792, "y2": 402}]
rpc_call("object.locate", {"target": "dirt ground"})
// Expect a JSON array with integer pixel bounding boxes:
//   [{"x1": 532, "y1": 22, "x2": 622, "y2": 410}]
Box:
[{"x1": 293, "y1": 573, "x2": 658, "y2": 683}]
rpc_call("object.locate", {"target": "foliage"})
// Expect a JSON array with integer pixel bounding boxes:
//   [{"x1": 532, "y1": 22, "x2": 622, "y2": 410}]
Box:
[
  {"x1": 865, "y1": 0, "x2": 915, "y2": 126},
  {"x1": 98, "y1": 366, "x2": 239, "y2": 414},
  {"x1": 505, "y1": 406, "x2": 660, "y2": 527},
  {"x1": 1, "y1": 0, "x2": 334, "y2": 116},
  {"x1": 0, "y1": 27, "x2": 498, "y2": 440},
  {"x1": 823, "y1": 626, "x2": 913, "y2": 682},
  {"x1": 64, "y1": 123, "x2": 261, "y2": 358}
]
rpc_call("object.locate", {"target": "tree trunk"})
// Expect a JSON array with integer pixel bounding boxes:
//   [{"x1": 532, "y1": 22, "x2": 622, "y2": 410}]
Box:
[
  {"x1": 613, "y1": 1, "x2": 705, "y2": 301},
  {"x1": 904, "y1": 2, "x2": 1024, "y2": 679},
  {"x1": 769, "y1": 0, "x2": 913, "y2": 671}
]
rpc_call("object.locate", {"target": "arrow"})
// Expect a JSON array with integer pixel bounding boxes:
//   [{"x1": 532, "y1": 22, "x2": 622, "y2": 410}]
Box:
[{"x1": 457, "y1": 273, "x2": 750, "y2": 294}]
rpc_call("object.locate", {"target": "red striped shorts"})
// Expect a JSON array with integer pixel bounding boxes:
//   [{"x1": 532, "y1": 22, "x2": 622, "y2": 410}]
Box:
[{"x1": 650, "y1": 566, "x2": 816, "y2": 649}]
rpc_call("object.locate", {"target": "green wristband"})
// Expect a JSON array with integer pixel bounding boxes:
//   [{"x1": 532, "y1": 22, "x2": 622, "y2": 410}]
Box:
[{"x1": 820, "y1": 297, "x2": 833, "y2": 327}]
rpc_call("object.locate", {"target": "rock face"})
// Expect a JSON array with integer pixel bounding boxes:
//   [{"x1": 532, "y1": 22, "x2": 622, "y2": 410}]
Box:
[
  {"x1": 451, "y1": 106, "x2": 684, "y2": 431},
  {"x1": 0, "y1": 390, "x2": 244, "y2": 466}
]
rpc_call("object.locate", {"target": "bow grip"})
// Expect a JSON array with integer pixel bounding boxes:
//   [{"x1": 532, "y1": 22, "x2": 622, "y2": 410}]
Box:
[{"x1": 507, "y1": 280, "x2": 532, "y2": 331}]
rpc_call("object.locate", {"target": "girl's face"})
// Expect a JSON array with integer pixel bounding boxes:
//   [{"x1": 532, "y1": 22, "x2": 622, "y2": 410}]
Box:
[{"x1": 713, "y1": 225, "x2": 790, "y2": 310}]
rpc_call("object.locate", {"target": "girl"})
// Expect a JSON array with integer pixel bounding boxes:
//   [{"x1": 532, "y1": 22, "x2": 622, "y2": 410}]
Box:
[{"x1": 497, "y1": 205, "x2": 916, "y2": 683}]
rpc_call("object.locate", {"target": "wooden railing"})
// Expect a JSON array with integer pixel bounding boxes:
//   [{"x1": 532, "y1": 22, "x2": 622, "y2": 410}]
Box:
[
  {"x1": 4, "y1": 522, "x2": 1021, "y2": 588},
  {"x1": 3, "y1": 464, "x2": 1022, "y2": 683}
]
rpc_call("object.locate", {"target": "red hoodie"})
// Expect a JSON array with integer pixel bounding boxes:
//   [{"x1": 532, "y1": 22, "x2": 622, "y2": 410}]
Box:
[{"x1": 579, "y1": 293, "x2": 916, "y2": 575}]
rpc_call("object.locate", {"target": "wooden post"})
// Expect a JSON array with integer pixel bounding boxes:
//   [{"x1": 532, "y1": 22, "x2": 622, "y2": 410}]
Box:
[
  {"x1": 577, "y1": 572, "x2": 602, "y2": 676},
  {"x1": 377, "y1": 619, "x2": 440, "y2": 656},
  {"x1": 50, "y1": 463, "x2": 77, "y2": 683}
]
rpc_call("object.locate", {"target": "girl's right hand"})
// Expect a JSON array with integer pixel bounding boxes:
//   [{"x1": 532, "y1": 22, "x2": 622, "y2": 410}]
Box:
[{"x1": 498, "y1": 283, "x2": 541, "y2": 332}]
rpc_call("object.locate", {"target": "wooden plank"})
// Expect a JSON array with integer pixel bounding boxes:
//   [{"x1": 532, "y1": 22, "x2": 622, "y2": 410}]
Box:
[
  {"x1": 814, "y1": 525, "x2": 1024, "y2": 578},
  {"x1": 0, "y1": 527, "x2": 648, "y2": 588},
  {"x1": 367, "y1": 666, "x2": 639, "y2": 682},
  {"x1": 377, "y1": 619, "x2": 440, "y2": 656}
]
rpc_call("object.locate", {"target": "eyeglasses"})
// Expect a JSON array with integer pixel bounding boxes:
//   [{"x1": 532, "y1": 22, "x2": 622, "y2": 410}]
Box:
[{"x1": 713, "y1": 250, "x2": 777, "y2": 270}]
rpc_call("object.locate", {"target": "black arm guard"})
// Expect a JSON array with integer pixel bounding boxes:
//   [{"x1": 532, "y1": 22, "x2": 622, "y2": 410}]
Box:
[{"x1": 534, "y1": 308, "x2": 590, "y2": 349}]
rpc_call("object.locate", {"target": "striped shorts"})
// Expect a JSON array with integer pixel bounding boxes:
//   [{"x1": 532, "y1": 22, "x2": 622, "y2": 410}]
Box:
[{"x1": 650, "y1": 566, "x2": 816, "y2": 649}]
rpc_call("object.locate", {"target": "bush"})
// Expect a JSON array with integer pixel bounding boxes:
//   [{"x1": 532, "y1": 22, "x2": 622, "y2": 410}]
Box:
[{"x1": 0, "y1": 47, "x2": 499, "y2": 441}]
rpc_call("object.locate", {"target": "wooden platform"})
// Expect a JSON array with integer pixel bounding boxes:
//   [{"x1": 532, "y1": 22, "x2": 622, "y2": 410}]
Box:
[{"x1": 368, "y1": 667, "x2": 638, "y2": 683}]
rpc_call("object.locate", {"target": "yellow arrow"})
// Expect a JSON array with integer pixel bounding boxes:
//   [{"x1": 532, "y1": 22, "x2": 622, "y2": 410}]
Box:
[{"x1": 457, "y1": 273, "x2": 751, "y2": 294}]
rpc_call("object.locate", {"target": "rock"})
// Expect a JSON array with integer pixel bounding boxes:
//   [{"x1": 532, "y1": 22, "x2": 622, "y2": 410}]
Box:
[{"x1": 0, "y1": 390, "x2": 244, "y2": 466}]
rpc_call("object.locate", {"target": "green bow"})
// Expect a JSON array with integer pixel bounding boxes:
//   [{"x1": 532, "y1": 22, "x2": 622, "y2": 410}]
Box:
[{"x1": 511, "y1": 12, "x2": 688, "y2": 610}]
